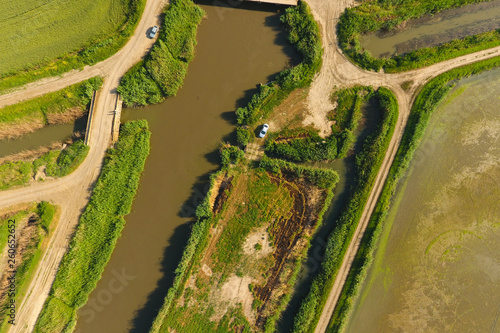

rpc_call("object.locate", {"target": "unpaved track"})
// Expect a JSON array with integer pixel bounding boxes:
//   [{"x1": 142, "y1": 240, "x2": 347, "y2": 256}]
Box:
[
  {"x1": 1, "y1": 0, "x2": 500, "y2": 332},
  {"x1": 0, "y1": 0, "x2": 167, "y2": 331},
  {"x1": 303, "y1": 0, "x2": 500, "y2": 332}
]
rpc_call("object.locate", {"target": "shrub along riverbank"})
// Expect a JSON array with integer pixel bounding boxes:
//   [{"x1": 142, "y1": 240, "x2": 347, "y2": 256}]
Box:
[
  {"x1": 118, "y1": 0, "x2": 204, "y2": 106},
  {"x1": 33, "y1": 120, "x2": 151, "y2": 333},
  {"x1": 291, "y1": 87, "x2": 398, "y2": 333},
  {"x1": 324, "y1": 57, "x2": 500, "y2": 333},
  {"x1": 338, "y1": 0, "x2": 500, "y2": 72},
  {"x1": 236, "y1": 0, "x2": 322, "y2": 145},
  {"x1": 150, "y1": 153, "x2": 338, "y2": 332},
  {"x1": 0, "y1": 0, "x2": 145, "y2": 93},
  {"x1": 264, "y1": 87, "x2": 372, "y2": 162},
  {"x1": 0, "y1": 202, "x2": 58, "y2": 333}
]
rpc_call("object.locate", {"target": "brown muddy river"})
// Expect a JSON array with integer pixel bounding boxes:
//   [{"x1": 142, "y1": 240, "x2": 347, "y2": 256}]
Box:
[
  {"x1": 360, "y1": 0, "x2": 500, "y2": 57},
  {"x1": 74, "y1": 2, "x2": 296, "y2": 332},
  {"x1": 344, "y1": 68, "x2": 500, "y2": 332},
  {"x1": 0, "y1": 123, "x2": 76, "y2": 158}
]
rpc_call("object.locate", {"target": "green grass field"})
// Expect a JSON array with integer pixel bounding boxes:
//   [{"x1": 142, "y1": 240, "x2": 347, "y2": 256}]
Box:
[{"x1": 0, "y1": 0, "x2": 142, "y2": 87}]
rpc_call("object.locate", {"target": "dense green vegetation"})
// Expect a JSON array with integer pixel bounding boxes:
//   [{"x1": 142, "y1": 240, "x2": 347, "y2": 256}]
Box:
[
  {"x1": 34, "y1": 120, "x2": 151, "y2": 332},
  {"x1": 0, "y1": 140, "x2": 89, "y2": 191},
  {"x1": 118, "y1": 0, "x2": 204, "y2": 106},
  {"x1": 338, "y1": 0, "x2": 500, "y2": 72},
  {"x1": 291, "y1": 87, "x2": 398, "y2": 333},
  {"x1": 0, "y1": 77, "x2": 102, "y2": 128},
  {"x1": 265, "y1": 87, "x2": 371, "y2": 162},
  {"x1": 324, "y1": 58, "x2": 500, "y2": 333},
  {"x1": 150, "y1": 151, "x2": 338, "y2": 332},
  {"x1": 235, "y1": 0, "x2": 322, "y2": 137},
  {"x1": 0, "y1": 202, "x2": 57, "y2": 333},
  {"x1": 0, "y1": 0, "x2": 145, "y2": 92}
]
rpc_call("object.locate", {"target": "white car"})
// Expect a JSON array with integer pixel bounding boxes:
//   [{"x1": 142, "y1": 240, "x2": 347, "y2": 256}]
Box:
[
  {"x1": 150, "y1": 26, "x2": 158, "y2": 38},
  {"x1": 259, "y1": 124, "x2": 269, "y2": 138}
]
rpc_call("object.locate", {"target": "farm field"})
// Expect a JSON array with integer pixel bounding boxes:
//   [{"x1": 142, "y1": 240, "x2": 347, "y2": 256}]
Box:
[
  {"x1": 0, "y1": 0, "x2": 131, "y2": 77},
  {"x1": 344, "y1": 68, "x2": 500, "y2": 332}
]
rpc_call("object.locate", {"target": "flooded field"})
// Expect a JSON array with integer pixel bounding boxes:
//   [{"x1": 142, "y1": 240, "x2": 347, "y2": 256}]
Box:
[
  {"x1": 74, "y1": 2, "x2": 296, "y2": 332},
  {"x1": 360, "y1": 0, "x2": 500, "y2": 57},
  {"x1": 344, "y1": 68, "x2": 500, "y2": 332}
]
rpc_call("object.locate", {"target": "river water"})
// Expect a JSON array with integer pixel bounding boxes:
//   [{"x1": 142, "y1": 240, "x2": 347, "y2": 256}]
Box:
[
  {"x1": 360, "y1": 0, "x2": 500, "y2": 58},
  {"x1": 345, "y1": 68, "x2": 500, "y2": 332},
  {"x1": 74, "y1": 2, "x2": 296, "y2": 332}
]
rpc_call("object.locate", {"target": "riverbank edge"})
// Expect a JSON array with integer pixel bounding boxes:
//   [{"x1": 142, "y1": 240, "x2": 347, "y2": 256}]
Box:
[
  {"x1": 0, "y1": 0, "x2": 146, "y2": 94},
  {"x1": 290, "y1": 87, "x2": 398, "y2": 333},
  {"x1": 32, "y1": 120, "x2": 151, "y2": 332},
  {"x1": 0, "y1": 202, "x2": 59, "y2": 333},
  {"x1": 0, "y1": 77, "x2": 103, "y2": 141},
  {"x1": 149, "y1": 156, "x2": 338, "y2": 332},
  {"x1": 338, "y1": 0, "x2": 500, "y2": 72},
  {"x1": 327, "y1": 56, "x2": 500, "y2": 333},
  {"x1": 117, "y1": 0, "x2": 205, "y2": 106}
]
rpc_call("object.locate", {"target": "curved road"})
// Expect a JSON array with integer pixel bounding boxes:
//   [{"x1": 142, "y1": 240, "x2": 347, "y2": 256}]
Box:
[
  {"x1": 304, "y1": 0, "x2": 500, "y2": 332},
  {"x1": 0, "y1": 0, "x2": 167, "y2": 331},
  {"x1": 0, "y1": 0, "x2": 499, "y2": 332}
]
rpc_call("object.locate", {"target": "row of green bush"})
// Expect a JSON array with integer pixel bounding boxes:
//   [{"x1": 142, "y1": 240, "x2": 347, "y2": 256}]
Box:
[
  {"x1": 264, "y1": 87, "x2": 372, "y2": 162},
  {"x1": 0, "y1": 140, "x2": 90, "y2": 191},
  {"x1": 0, "y1": 77, "x2": 102, "y2": 127},
  {"x1": 338, "y1": 0, "x2": 500, "y2": 72},
  {"x1": 325, "y1": 58, "x2": 500, "y2": 332},
  {"x1": 235, "y1": 1, "x2": 322, "y2": 133},
  {"x1": 291, "y1": 87, "x2": 399, "y2": 332},
  {"x1": 0, "y1": 202, "x2": 57, "y2": 333},
  {"x1": 149, "y1": 168, "x2": 226, "y2": 332},
  {"x1": 34, "y1": 120, "x2": 151, "y2": 333},
  {"x1": 0, "y1": 0, "x2": 146, "y2": 93},
  {"x1": 118, "y1": 0, "x2": 204, "y2": 106}
]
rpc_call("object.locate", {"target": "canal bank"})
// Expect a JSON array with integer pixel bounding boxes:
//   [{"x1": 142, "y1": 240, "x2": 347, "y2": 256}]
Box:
[{"x1": 74, "y1": 2, "x2": 297, "y2": 332}]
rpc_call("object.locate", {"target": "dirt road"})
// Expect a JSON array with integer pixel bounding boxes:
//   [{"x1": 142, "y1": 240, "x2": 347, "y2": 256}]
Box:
[
  {"x1": 302, "y1": 0, "x2": 500, "y2": 332},
  {"x1": 1, "y1": 0, "x2": 500, "y2": 331},
  {"x1": 0, "y1": 0, "x2": 167, "y2": 331}
]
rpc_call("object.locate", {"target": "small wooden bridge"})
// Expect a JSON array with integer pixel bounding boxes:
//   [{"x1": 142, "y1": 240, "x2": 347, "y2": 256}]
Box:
[{"x1": 244, "y1": 0, "x2": 297, "y2": 5}]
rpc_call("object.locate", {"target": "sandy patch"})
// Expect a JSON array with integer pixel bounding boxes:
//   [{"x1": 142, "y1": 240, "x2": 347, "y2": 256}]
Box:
[
  {"x1": 242, "y1": 226, "x2": 273, "y2": 259},
  {"x1": 211, "y1": 274, "x2": 255, "y2": 324}
]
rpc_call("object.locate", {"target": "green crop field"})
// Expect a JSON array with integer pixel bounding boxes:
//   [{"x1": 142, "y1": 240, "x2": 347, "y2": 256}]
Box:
[{"x1": 0, "y1": 0, "x2": 130, "y2": 77}]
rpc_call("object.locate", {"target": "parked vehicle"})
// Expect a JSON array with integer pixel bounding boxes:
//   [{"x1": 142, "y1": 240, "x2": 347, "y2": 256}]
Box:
[
  {"x1": 259, "y1": 124, "x2": 269, "y2": 138},
  {"x1": 149, "y1": 26, "x2": 159, "y2": 38}
]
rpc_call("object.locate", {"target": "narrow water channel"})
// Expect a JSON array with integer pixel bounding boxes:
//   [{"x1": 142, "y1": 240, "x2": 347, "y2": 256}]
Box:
[
  {"x1": 75, "y1": 2, "x2": 296, "y2": 332},
  {"x1": 360, "y1": 0, "x2": 500, "y2": 57},
  {"x1": 0, "y1": 123, "x2": 76, "y2": 159}
]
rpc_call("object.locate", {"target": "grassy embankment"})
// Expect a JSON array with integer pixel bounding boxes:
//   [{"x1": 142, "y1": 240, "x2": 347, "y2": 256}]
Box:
[
  {"x1": 264, "y1": 86, "x2": 370, "y2": 162},
  {"x1": 33, "y1": 120, "x2": 151, "y2": 332},
  {"x1": 0, "y1": 77, "x2": 102, "y2": 190},
  {"x1": 117, "y1": 0, "x2": 204, "y2": 106},
  {"x1": 0, "y1": 77, "x2": 102, "y2": 139},
  {"x1": 0, "y1": 202, "x2": 58, "y2": 333},
  {"x1": 236, "y1": 1, "x2": 322, "y2": 144},
  {"x1": 290, "y1": 87, "x2": 398, "y2": 333},
  {"x1": 150, "y1": 149, "x2": 338, "y2": 332},
  {"x1": 338, "y1": 0, "x2": 500, "y2": 72},
  {"x1": 0, "y1": 0, "x2": 145, "y2": 93},
  {"x1": 324, "y1": 56, "x2": 500, "y2": 333},
  {"x1": 0, "y1": 141, "x2": 90, "y2": 191}
]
